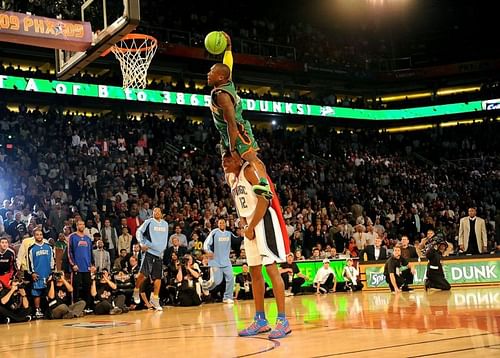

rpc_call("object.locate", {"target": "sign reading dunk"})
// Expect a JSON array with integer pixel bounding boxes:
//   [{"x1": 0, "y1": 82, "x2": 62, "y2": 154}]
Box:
[
  {"x1": 0, "y1": 11, "x2": 92, "y2": 51},
  {"x1": 0, "y1": 75, "x2": 488, "y2": 120},
  {"x1": 364, "y1": 259, "x2": 500, "y2": 288}
]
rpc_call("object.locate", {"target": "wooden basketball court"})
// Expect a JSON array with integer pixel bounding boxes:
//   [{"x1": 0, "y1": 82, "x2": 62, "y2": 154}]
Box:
[{"x1": 2, "y1": 286, "x2": 499, "y2": 357}]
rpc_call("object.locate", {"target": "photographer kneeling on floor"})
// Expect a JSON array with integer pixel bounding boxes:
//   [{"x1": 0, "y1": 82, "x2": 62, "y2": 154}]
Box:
[
  {"x1": 47, "y1": 272, "x2": 86, "y2": 319},
  {"x1": 176, "y1": 254, "x2": 202, "y2": 307},
  {"x1": 91, "y1": 269, "x2": 128, "y2": 315},
  {"x1": 0, "y1": 278, "x2": 31, "y2": 323}
]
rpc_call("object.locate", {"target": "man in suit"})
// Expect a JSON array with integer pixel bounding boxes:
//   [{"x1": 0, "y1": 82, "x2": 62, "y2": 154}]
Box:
[
  {"x1": 459, "y1": 207, "x2": 487, "y2": 255},
  {"x1": 362, "y1": 237, "x2": 387, "y2": 261}
]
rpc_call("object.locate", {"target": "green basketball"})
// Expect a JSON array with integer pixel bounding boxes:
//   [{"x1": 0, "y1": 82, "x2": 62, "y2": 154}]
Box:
[{"x1": 204, "y1": 31, "x2": 227, "y2": 55}]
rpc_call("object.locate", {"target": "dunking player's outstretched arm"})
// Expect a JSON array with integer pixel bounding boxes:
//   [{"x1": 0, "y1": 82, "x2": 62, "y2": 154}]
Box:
[
  {"x1": 221, "y1": 32, "x2": 233, "y2": 77},
  {"x1": 241, "y1": 165, "x2": 270, "y2": 240}
]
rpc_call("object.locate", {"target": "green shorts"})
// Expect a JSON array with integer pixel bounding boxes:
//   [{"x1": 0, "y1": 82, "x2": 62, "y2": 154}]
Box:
[{"x1": 220, "y1": 122, "x2": 259, "y2": 156}]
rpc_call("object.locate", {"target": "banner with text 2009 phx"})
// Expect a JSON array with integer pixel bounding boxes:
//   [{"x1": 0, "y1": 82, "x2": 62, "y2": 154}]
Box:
[{"x1": 0, "y1": 11, "x2": 92, "y2": 51}]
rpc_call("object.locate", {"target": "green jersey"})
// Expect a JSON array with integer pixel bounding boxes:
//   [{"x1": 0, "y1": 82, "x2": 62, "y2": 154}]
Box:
[{"x1": 210, "y1": 81, "x2": 258, "y2": 155}]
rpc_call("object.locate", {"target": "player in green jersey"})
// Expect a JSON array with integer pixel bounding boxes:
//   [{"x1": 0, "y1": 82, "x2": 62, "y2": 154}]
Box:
[{"x1": 207, "y1": 32, "x2": 273, "y2": 199}]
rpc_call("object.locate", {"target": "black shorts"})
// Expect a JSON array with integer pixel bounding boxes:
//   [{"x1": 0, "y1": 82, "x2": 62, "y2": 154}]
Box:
[{"x1": 139, "y1": 252, "x2": 163, "y2": 280}]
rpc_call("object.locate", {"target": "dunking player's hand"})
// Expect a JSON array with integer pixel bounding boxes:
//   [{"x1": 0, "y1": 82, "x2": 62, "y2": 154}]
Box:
[
  {"x1": 140, "y1": 244, "x2": 149, "y2": 252},
  {"x1": 221, "y1": 31, "x2": 232, "y2": 49}
]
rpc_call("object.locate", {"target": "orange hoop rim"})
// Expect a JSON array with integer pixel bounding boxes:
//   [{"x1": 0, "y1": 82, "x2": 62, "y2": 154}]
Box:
[{"x1": 100, "y1": 33, "x2": 157, "y2": 57}]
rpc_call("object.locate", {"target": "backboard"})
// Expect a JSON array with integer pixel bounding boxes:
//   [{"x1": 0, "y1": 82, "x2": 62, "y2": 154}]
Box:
[{"x1": 55, "y1": 0, "x2": 140, "y2": 80}]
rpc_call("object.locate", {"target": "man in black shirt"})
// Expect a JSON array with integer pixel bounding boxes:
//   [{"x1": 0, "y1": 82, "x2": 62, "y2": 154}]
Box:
[
  {"x1": 279, "y1": 254, "x2": 308, "y2": 296},
  {"x1": 383, "y1": 245, "x2": 415, "y2": 292},
  {"x1": 0, "y1": 237, "x2": 16, "y2": 288},
  {"x1": 235, "y1": 263, "x2": 253, "y2": 300},
  {"x1": 423, "y1": 236, "x2": 451, "y2": 291},
  {"x1": 91, "y1": 269, "x2": 128, "y2": 315},
  {"x1": 47, "y1": 272, "x2": 86, "y2": 319},
  {"x1": 0, "y1": 279, "x2": 31, "y2": 323}
]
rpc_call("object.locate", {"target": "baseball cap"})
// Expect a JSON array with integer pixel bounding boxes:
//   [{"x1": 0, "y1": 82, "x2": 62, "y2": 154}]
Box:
[{"x1": 322, "y1": 258, "x2": 330, "y2": 263}]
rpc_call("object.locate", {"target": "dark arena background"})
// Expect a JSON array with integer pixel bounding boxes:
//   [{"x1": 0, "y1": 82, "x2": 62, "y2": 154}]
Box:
[{"x1": 0, "y1": 0, "x2": 499, "y2": 357}]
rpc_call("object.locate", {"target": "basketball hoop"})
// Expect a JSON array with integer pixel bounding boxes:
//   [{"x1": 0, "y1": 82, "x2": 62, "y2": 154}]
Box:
[{"x1": 107, "y1": 33, "x2": 157, "y2": 89}]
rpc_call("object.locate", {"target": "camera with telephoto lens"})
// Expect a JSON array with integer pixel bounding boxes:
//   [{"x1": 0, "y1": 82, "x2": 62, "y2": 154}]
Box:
[
  {"x1": 95, "y1": 272, "x2": 104, "y2": 280},
  {"x1": 179, "y1": 257, "x2": 189, "y2": 267},
  {"x1": 13, "y1": 278, "x2": 25, "y2": 289},
  {"x1": 52, "y1": 271, "x2": 63, "y2": 280}
]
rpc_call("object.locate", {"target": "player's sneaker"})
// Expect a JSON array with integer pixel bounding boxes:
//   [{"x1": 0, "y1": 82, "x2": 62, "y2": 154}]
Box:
[
  {"x1": 268, "y1": 317, "x2": 292, "y2": 339},
  {"x1": 223, "y1": 298, "x2": 234, "y2": 304},
  {"x1": 238, "y1": 316, "x2": 271, "y2": 337},
  {"x1": 150, "y1": 297, "x2": 163, "y2": 311},
  {"x1": 133, "y1": 288, "x2": 141, "y2": 304},
  {"x1": 252, "y1": 178, "x2": 273, "y2": 199}
]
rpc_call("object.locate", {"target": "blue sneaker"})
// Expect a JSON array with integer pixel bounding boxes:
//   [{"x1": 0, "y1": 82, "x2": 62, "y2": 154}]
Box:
[
  {"x1": 269, "y1": 317, "x2": 292, "y2": 339},
  {"x1": 238, "y1": 317, "x2": 271, "y2": 337}
]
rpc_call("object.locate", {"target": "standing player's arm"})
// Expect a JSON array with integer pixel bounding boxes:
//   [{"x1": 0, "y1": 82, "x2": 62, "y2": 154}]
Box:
[
  {"x1": 135, "y1": 221, "x2": 149, "y2": 250},
  {"x1": 67, "y1": 236, "x2": 78, "y2": 271},
  {"x1": 203, "y1": 230, "x2": 215, "y2": 259},
  {"x1": 218, "y1": 93, "x2": 239, "y2": 155},
  {"x1": 50, "y1": 246, "x2": 55, "y2": 272}
]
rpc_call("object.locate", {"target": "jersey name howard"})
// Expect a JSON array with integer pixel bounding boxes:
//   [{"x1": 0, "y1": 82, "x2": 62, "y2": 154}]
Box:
[
  {"x1": 36, "y1": 249, "x2": 50, "y2": 256},
  {"x1": 233, "y1": 185, "x2": 248, "y2": 196},
  {"x1": 153, "y1": 226, "x2": 167, "y2": 232}
]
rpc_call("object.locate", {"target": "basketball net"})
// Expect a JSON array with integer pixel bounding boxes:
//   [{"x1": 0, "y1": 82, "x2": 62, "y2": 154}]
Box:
[{"x1": 110, "y1": 34, "x2": 157, "y2": 89}]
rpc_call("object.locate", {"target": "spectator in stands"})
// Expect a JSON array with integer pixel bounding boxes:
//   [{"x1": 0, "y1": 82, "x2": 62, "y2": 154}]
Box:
[
  {"x1": 117, "y1": 226, "x2": 133, "y2": 255},
  {"x1": 400, "y1": 235, "x2": 419, "y2": 260},
  {"x1": 459, "y1": 207, "x2": 488, "y2": 255},
  {"x1": 101, "y1": 219, "x2": 118, "y2": 263},
  {"x1": 361, "y1": 236, "x2": 388, "y2": 261},
  {"x1": 168, "y1": 225, "x2": 188, "y2": 248},
  {"x1": 93, "y1": 239, "x2": 111, "y2": 272},
  {"x1": 113, "y1": 249, "x2": 129, "y2": 272},
  {"x1": 164, "y1": 236, "x2": 187, "y2": 266},
  {"x1": 353, "y1": 224, "x2": 367, "y2": 252},
  {"x1": 309, "y1": 248, "x2": 321, "y2": 260}
]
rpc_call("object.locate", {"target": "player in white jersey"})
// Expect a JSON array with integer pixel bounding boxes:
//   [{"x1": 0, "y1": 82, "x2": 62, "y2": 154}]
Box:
[{"x1": 222, "y1": 153, "x2": 291, "y2": 339}]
